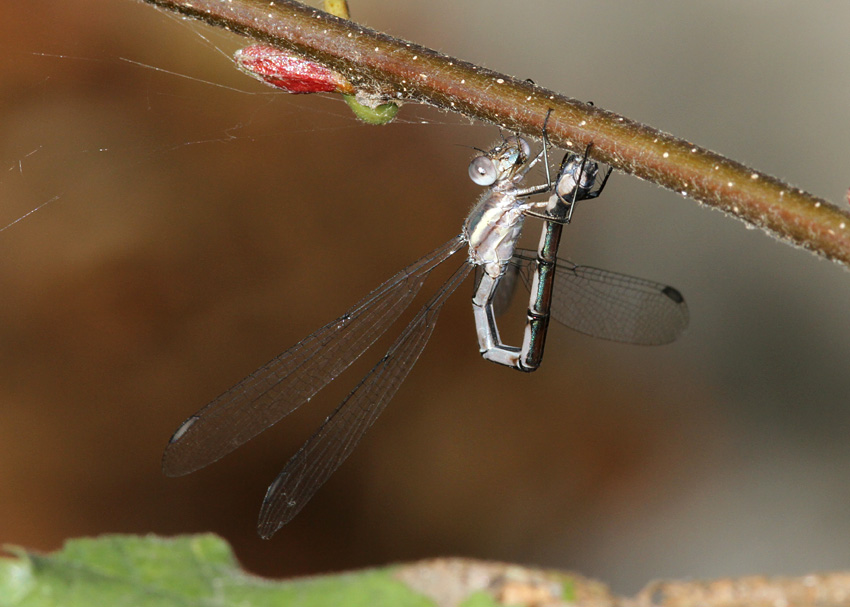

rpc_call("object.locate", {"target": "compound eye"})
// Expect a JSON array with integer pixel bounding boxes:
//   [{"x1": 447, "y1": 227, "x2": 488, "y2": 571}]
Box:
[{"x1": 469, "y1": 156, "x2": 498, "y2": 185}]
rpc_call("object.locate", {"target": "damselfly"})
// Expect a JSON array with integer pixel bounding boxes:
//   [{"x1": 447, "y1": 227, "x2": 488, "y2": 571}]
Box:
[{"x1": 163, "y1": 124, "x2": 688, "y2": 538}]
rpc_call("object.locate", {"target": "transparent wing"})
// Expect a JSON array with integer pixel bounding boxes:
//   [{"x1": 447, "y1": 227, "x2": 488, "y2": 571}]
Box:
[
  {"x1": 512, "y1": 249, "x2": 688, "y2": 345},
  {"x1": 258, "y1": 262, "x2": 473, "y2": 538},
  {"x1": 163, "y1": 236, "x2": 465, "y2": 477}
]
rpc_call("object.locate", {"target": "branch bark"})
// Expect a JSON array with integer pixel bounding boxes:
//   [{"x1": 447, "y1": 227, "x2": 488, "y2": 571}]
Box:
[{"x1": 141, "y1": 0, "x2": 850, "y2": 267}]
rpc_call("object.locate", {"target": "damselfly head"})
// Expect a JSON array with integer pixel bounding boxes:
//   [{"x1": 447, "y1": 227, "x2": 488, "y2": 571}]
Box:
[
  {"x1": 557, "y1": 152, "x2": 600, "y2": 199},
  {"x1": 468, "y1": 136, "x2": 530, "y2": 186}
]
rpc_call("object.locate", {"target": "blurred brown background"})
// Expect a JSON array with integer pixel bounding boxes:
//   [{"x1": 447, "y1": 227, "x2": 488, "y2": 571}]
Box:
[{"x1": 1, "y1": 0, "x2": 850, "y2": 594}]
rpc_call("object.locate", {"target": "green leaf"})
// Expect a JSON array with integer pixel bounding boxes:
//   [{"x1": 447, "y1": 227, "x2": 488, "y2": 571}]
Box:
[
  {"x1": 459, "y1": 590, "x2": 502, "y2": 607},
  {"x1": 0, "y1": 534, "x2": 434, "y2": 607}
]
